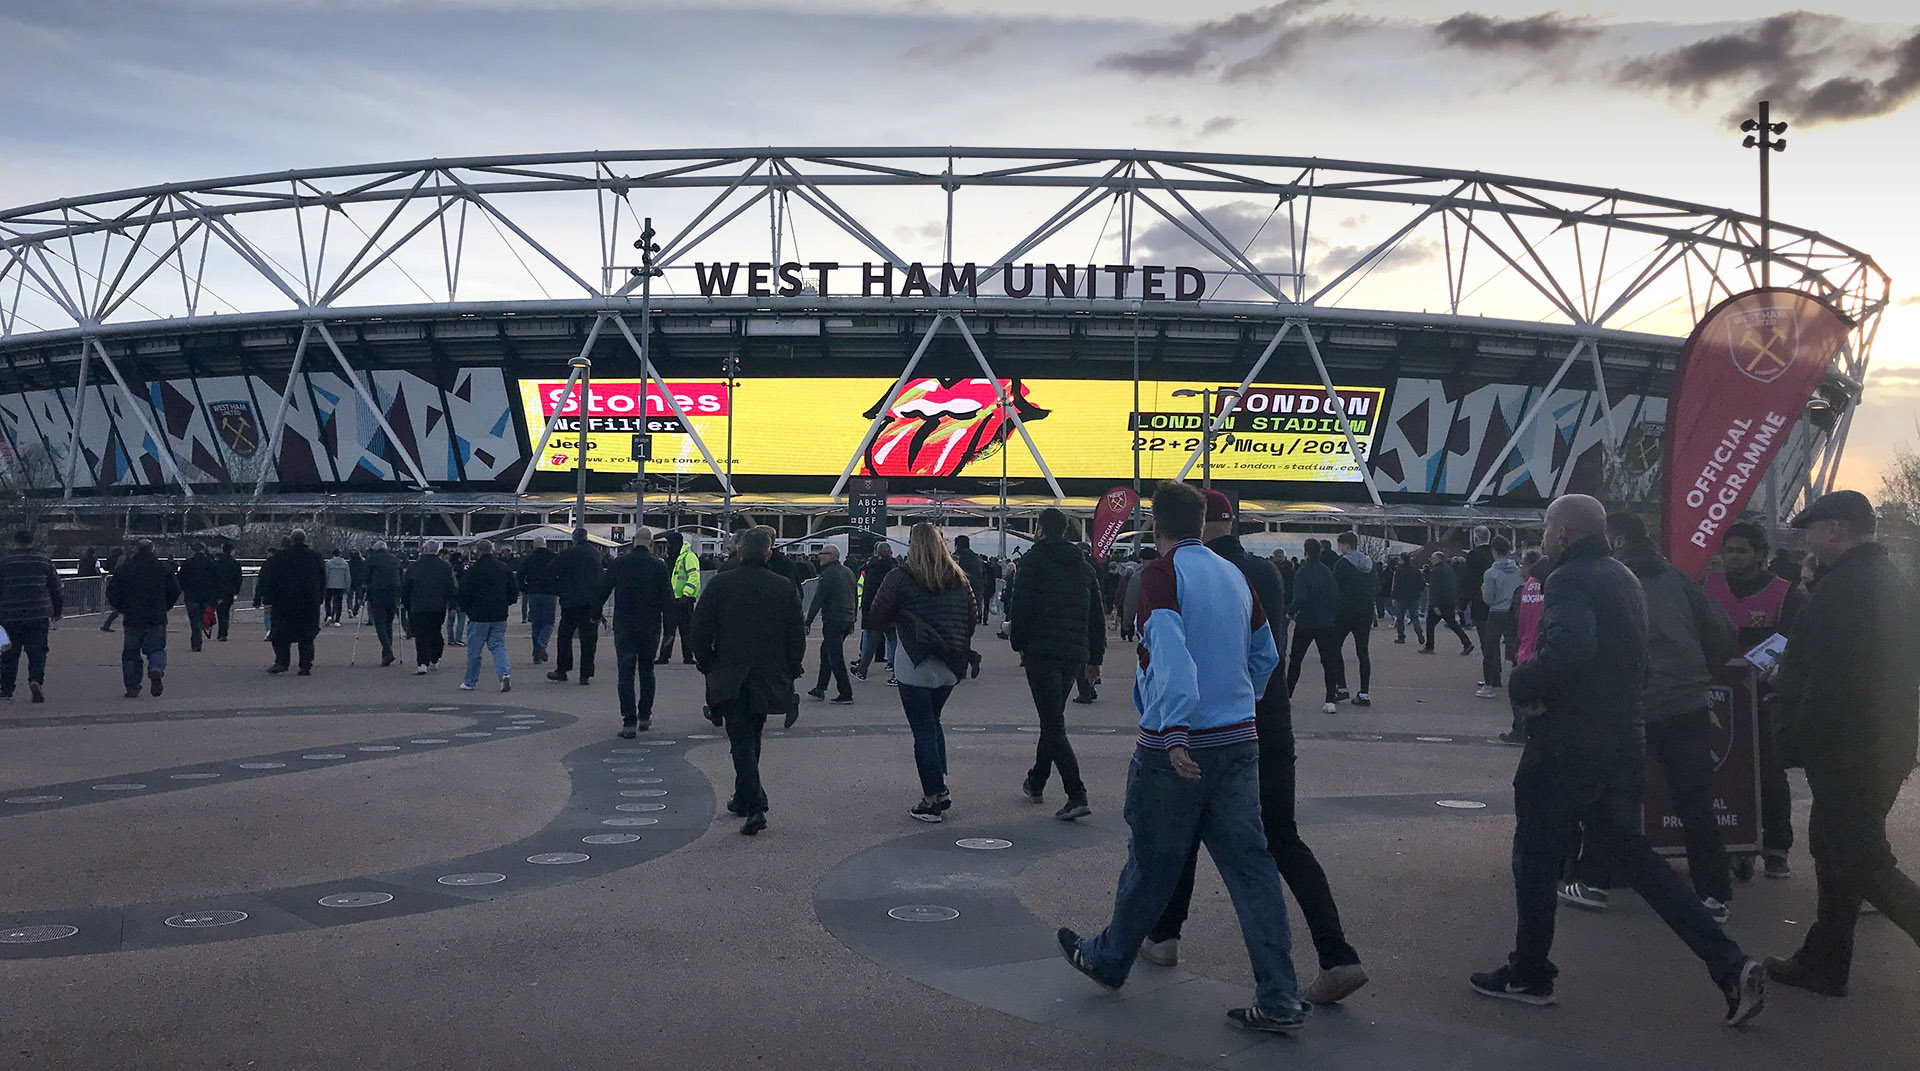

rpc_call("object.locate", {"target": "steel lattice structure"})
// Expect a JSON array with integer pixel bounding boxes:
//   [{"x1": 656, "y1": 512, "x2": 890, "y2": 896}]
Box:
[{"x1": 0, "y1": 148, "x2": 1891, "y2": 513}]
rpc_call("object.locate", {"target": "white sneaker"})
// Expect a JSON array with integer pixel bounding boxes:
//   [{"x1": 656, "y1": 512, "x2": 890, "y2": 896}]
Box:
[
  {"x1": 1322, "y1": 702, "x2": 1337, "y2": 714},
  {"x1": 1476, "y1": 684, "x2": 1496, "y2": 698},
  {"x1": 1559, "y1": 882, "x2": 1609, "y2": 910},
  {"x1": 1703, "y1": 897, "x2": 1730, "y2": 925},
  {"x1": 1139, "y1": 938, "x2": 1179, "y2": 967},
  {"x1": 415, "y1": 665, "x2": 429, "y2": 675},
  {"x1": 458, "y1": 683, "x2": 475, "y2": 691}
]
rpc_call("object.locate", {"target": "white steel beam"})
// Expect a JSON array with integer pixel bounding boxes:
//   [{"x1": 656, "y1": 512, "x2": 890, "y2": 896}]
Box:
[
  {"x1": 87, "y1": 336, "x2": 194, "y2": 497},
  {"x1": 313, "y1": 321, "x2": 433, "y2": 491},
  {"x1": 515, "y1": 316, "x2": 602, "y2": 495},
  {"x1": 1174, "y1": 320, "x2": 1296, "y2": 480},
  {"x1": 1467, "y1": 336, "x2": 1593, "y2": 505},
  {"x1": 610, "y1": 313, "x2": 735, "y2": 496},
  {"x1": 1299, "y1": 322, "x2": 1383, "y2": 507},
  {"x1": 254, "y1": 324, "x2": 313, "y2": 498},
  {"x1": 829, "y1": 314, "x2": 948, "y2": 501},
  {"x1": 949, "y1": 313, "x2": 1064, "y2": 502}
]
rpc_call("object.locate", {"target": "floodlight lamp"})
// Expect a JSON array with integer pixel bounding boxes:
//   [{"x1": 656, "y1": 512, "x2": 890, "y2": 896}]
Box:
[
  {"x1": 1743, "y1": 136, "x2": 1757, "y2": 148},
  {"x1": 1741, "y1": 119, "x2": 1759, "y2": 132},
  {"x1": 1171, "y1": 388, "x2": 1200, "y2": 398},
  {"x1": 1772, "y1": 122, "x2": 1788, "y2": 134},
  {"x1": 1772, "y1": 139, "x2": 1787, "y2": 151}
]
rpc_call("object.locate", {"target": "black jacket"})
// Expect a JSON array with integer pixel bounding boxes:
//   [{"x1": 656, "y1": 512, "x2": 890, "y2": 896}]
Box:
[
  {"x1": 1207, "y1": 534, "x2": 1285, "y2": 625},
  {"x1": 1773, "y1": 542, "x2": 1919, "y2": 783},
  {"x1": 806, "y1": 561, "x2": 858, "y2": 632},
  {"x1": 214, "y1": 551, "x2": 243, "y2": 600},
  {"x1": 258, "y1": 543, "x2": 325, "y2": 640},
  {"x1": 1619, "y1": 548, "x2": 1734, "y2": 723},
  {"x1": 176, "y1": 552, "x2": 224, "y2": 603},
  {"x1": 0, "y1": 548, "x2": 62, "y2": 622},
  {"x1": 403, "y1": 554, "x2": 458, "y2": 615},
  {"x1": 599, "y1": 547, "x2": 671, "y2": 642},
  {"x1": 1007, "y1": 536, "x2": 1105, "y2": 666},
  {"x1": 691, "y1": 560, "x2": 806, "y2": 715},
  {"x1": 1391, "y1": 560, "x2": 1424, "y2": 602},
  {"x1": 364, "y1": 549, "x2": 403, "y2": 598},
  {"x1": 858, "y1": 554, "x2": 897, "y2": 621},
  {"x1": 106, "y1": 549, "x2": 181, "y2": 629},
  {"x1": 547, "y1": 543, "x2": 606, "y2": 609},
  {"x1": 868, "y1": 567, "x2": 977, "y2": 680},
  {"x1": 459, "y1": 555, "x2": 520, "y2": 623},
  {"x1": 1464, "y1": 544, "x2": 1495, "y2": 616},
  {"x1": 1288, "y1": 557, "x2": 1340, "y2": 631},
  {"x1": 1332, "y1": 551, "x2": 1377, "y2": 621},
  {"x1": 1426, "y1": 561, "x2": 1460, "y2": 607},
  {"x1": 518, "y1": 546, "x2": 558, "y2": 596},
  {"x1": 1508, "y1": 534, "x2": 1648, "y2": 766}
]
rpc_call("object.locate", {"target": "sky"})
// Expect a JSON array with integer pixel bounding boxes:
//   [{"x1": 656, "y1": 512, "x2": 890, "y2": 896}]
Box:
[{"x1": 0, "y1": 0, "x2": 1914, "y2": 491}]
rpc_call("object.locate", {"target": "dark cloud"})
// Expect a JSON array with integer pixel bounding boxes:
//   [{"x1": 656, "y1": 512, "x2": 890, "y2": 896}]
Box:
[
  {"x1": 1198, "y1": 116, "x2": 1240, "y2": 136},
  {"x1": 1138, "y1": 114, "x2": 1241, "y2": 137},
  {"x1": 1099, "y1": 0, "x2": 1367, "y2": 83},
  {"x1": 1619, "y1": 13, "x2": 1920, "y2": 125},
  {"x1": 1434, "y1": 12, "x2": 1596, "y2": 52}
]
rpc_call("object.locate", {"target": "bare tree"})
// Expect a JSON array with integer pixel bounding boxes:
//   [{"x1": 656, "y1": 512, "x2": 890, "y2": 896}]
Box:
[{"x1": 1879, "y1": 441, "x2": 1920, "y2": 581}]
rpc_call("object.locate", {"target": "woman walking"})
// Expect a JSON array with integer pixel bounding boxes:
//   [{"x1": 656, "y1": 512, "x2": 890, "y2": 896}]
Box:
[{"x1": 866, "y1": 523, "x2": 978, "y2": 823}]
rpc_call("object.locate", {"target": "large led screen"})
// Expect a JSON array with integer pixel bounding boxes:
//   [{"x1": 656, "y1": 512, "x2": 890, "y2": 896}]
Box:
[{"x1": 517, "y1": 377, "x2": 1385, "y2": 483}]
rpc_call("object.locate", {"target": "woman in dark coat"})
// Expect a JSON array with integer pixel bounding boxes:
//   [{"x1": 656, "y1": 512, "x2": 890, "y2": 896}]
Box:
[
  {"x1": 260, "y1": 529, "x2": 326, "y2": 674},
  {"x1": 866, "y1": 522, "x2": 978, "y2": 823}
]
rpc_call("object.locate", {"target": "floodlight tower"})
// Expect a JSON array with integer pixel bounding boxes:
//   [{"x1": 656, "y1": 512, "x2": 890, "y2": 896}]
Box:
[{"x1": 1740, "y1": 101, "x2": 1789, "y2": 288}]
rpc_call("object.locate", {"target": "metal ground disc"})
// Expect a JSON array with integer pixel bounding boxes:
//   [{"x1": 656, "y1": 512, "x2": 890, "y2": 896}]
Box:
[
  {"x1": 956, "y1": 838, "x2": 1013, "y2": 850},
  {"x1": 438, "y1": 873, "x2": 508, "y2": 886},
  {"x1": 887, "y1": 905, "x2": 960, "y2": 923},
  {"x1": 318, "y1": 892, "x2": 394, "y2": 908},
  {"x1": 601, "y1": 817, "x2": 660, "y2": 827},
  {"x1": 620, "y1": 789, "x2": 667, "y2": 797},
  {"x1": 1, "y1": 925, "x2": 79, "y2": 943},
  {"x1": 164, "y1": 910, "x2": 249, "y2": 928},
  {"x1": 582, "y1": 834, "x2": 642, "y2": 844},
  {"x1": 1436, "y1": 799, "x2": 1488, "y2": 810},
  {"x1": 527, "y1": 852, "x2": 590, "y2": 865}
]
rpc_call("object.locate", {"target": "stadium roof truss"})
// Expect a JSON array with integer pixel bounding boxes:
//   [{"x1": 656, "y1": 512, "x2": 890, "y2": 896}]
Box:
[{"x1": 0, "y1": 148, "x2": 1890, "y2": 510}]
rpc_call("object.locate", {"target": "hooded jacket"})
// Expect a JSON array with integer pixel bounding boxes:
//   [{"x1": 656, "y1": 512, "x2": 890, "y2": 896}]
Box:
[
  {"x1": 1480, "y1": 556, "x2": 1524, "y2": 617},
  {"x1": 1618, "y1": 545, "x2": 1735, "y2": 722},
  {"x1": 664, "y1": 533, "x2": 702, "y2": 600},
  {"x1": 691, "y1": 559, "x2": 805, "y2": 714},
  {"x1": 1332, "y1": 549, "x2": 1376, "y2": 621},
  {"x1": 458, "y1": 553, "x2": 520, "y2": 623},
  {"x1": 1391, "y1": 559, "x2": 1425, "y2": 602},
  {"x1": 1508, "y1": 534, "x2": 1648, "y2": 766},
  {"x1": 1008, "y1": 536, "x2": 1106, "y2": 666}
]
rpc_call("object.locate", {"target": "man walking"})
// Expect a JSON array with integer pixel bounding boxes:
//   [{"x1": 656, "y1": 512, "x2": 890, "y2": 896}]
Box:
[
  {"x1": 601, "y1": 529, "x2": 671, "y2": 735},
  {"x1": 176, "y1": 542, "x2": 222, "y2": 653},
  {"x1": 213, "y1": 540, "x2": 242, "y2": 642},
  {"x1": 1142, "y1": 491, "x2": 1369, "y2": 1006},
  {"x1": 1009, "y1": 507, "x2": 1106, "y2": 821},
  {"x1": 518, "y1": 540, "x2": 558, "y2": 663},
  {"x1": 323, "y1": 549, "x2": 350, "y2": 625},
  {"x1": 854, "y1": 541, "x2": 898, "y2": 681},
  {"x1": 804, "y1": 543, "x2": 857, "y2": 704},
  {"x1": 458, "y1": 540, "x2": 517, "y2": 693},
  {"x1": 1421, "y1": 550, "x2": 1474, "y2": 655},
  {"x1": 953, "y1": 534, "x2": 990, "y2": 622},
  {"x1": 1560, "y1": 512, "x2": 1738, "y2": 922},
  {"x1": 1476, "y1": 537, "x2": 1524, "y2": 697},
  {"x1": 655, "y1": 531, "x2": 701, "y2": 664},
  {"x1": 692, "y1": 526, "x2": 805, "y2": 836},
  {"x1": 1391, "y1": 553, "x2": 1425, "y2": 645},
  {"x1": 1057, "y1": 481, "x2": 1304, "y2": 1035},
  {"x1": 106, "y1": 539, "x2": 180, "y2": 698},
  {"x1": 1331, "y1": 531, "x2": 1376, "y2": 707},
  {"x1": 1764, "y1": 490, "x2": 1920, "y2": 998},
  {"x1": 546, "y1": 527, "x2": 605, "y2": 685},
  {"x1": 403, "y1": 540, "x2": 457, "y2": 674},
  {"x1": 0, "y1": 530, "x2": 62, "y2": 702},
  {"x1": 259, "y1": 530, "x2": 325, "y2": 676},
  {"x1": 1285, "y1": 538, "x2": 1342, "y2": 714},
  {"x1": 364, "y1": 540, "x2": 403, "y2": 667},
  {"x1": 1470, "y1": 493, "x2": 1764, "y2": 1026}
]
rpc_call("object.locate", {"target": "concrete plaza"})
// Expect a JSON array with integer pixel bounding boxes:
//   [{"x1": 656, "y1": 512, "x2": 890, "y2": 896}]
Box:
[{"x1": 2, "y1": 608, "x2": 1915, "y2": 1070}]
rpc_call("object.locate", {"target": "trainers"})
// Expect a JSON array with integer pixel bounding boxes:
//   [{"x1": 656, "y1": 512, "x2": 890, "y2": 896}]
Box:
[
  {"x1": 29, "y1": 682, "x2": 43, "y2": 703},
  {"x1": 1321, "y1": 702, "x2": 1337, "y2": 714},
  {"x1": 148, "y1": 672, "x2": 164, "y2": 697},
  {"x1": 1559, "y1": 882, "x2": 1609, "y2": 910},
  {"x1": 741, "y1": 812, "x2": 767, "y2": 836},
  {"x1": 1226, "y1": 1004, "x2": 1309, "y2": 1035},
  {"x1": 1334, "y1": 687, "x2": 1350, "y2": 702},
  {"x1": 1704, "y1": 897, "x2": 1731, "y2": 925},
  {"x1": 1764, "y1": 954, "x2": 1845, "y2": 997},
  {"x1": 1302, "y1": 963, "x2": 1370, "y2": 1005},
  {"x1": 1469, "y1": 964, "x2": 1555, "y2": 1006},
  {"x1": 1723, "y1": 958, "x2": 1767, "y2": 1026},
  {"x1": 1057, "y1": 928, "x2": 1119, "y2": 989},
  {"x1": 1353, "y1": 693, "x2": 1371, "y2": 707},
  {"x1": 935, "y1": 790, "x2": 951, "y2": 813},
  {"x1": 1394, "y1": 636, "x2": 1406, "y2": 644},
  {"x1": 635, "y1": 718, "x2": 650, "y2": 732},
  {"x1": 617, "y1": 725, "x2": 637, "y2": 740},
  {"x1": 500, "y1": 676, "x2": 511, "y2": 693},
  {"x1": 1498, "y1": 730, "x2": 1527, "y2": 746},
  {"x1": 1054, "y1": 799, "x2": 1091, "y2": 821},
  {"x1": 1476, "y1": 684, "x2": 1496, "y2": 699},
  {"x1": 547, "y1": 670, "x2": 568, "y2": 682},
  {"x1": 1418, "y1": 646, "x2": 1434, "y2": 654},
  {"x1": 1021, "y1": 777, "x2": 1044, "y2": 802},
  {"x1": 1139, "y1": 937, "x2": 1179, "y2": 967},
  {"x1": 886, "y1": 677, "x2": 900, "y2": 687},
  {"x1": 910, "y1": 800, "x2": 944, "y2": 823},
  {"x1": 415, "y1": 665, "x2": 429, "y2": 675},
  {"x1": 124, "y1": 687, "x2": 141, "y2": 698},
  {"x1": 807, "y1": 688, "x2": 826, "y2": 700},
  {"x1": 829, "y1": 695, "x2": 854, "y2": 705},
  {"x1": 1763, "y1": 853, "x2": 1792, "y2": 879},
  {"x1": 458, "y1": 682, "x2": 476, "y2": 691},
  {"x1": 1461, "y1": 643, "x2": 1474, "y2": 656}
]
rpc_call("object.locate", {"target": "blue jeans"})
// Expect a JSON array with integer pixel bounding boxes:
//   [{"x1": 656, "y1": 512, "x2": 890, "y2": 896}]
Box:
[
  {"x1": 462, "y1": 620, "x2": 509, "y2": 686},
  {"x1": 1080, "y1": 743, "x2": 1301, "y2": 1012},
  {"x1": 614, "y1": 633, "x2": 657, "y2": 721},
  {"x1": 121, "y1": 623, "x2": 167, "y2": 690},
  {"x1": 898, "y1": 683, "x2": 952, "y2": 797},
  {"x1": 185, "y1": 600, "x2": 210, "y2": 650},
  {"x1": 446, "y1": 608, "x2": 468, "y2": 643},
  {"x1": 1393, "y1": 598, "x2": 1425, "y2": 643},
  {"x1": 1509, "y1": 751, "x2": 1745, "y2": 987},
  {"x1": 526, "y1": 594, "x2": 558, "y2": 649}
]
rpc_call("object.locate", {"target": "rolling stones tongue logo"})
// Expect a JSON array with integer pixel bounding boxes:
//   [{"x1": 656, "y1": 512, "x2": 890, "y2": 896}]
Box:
[{"x1": 861, "y1": 378, "x2": 1050, "y2": 478}]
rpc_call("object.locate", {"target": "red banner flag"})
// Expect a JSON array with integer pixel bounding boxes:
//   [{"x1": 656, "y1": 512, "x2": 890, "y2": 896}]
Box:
[
  {"x1": 1089, "y1": 487, "x2": 1140, "y2": 561},
  {"x1": 1661, "y1": 287, "x2": 1850, "y2": 576}
]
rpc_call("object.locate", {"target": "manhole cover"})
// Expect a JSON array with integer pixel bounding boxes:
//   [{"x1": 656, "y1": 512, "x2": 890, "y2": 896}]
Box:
[
  {"x1": 956, "y1": 838, "x2": 1013, "y2": 850},
  {"x1": 1086, "y1": 728, "x2": 1118, "y2": 734},
  {"x1": 1015, "y1": 726, "x2": 1039, "y2": 732},
  {"x1": 438, "y1": 873, "x2": 508, "y2": 886},
  {"x1": 601, "y1": 817, "x2": 659, "y2": 827},
  {"x1": 609, "y1": 748, "x2": 651, "y2": 754},
  {"x1": 888, "y1": 905, "x2": 960, "y2": 923},
  {"x1": 528, "y1": 853, "x2": 590, "y2": 865},
  {"x1": 616, "y1": 803, "x2": 667, "y2": 812},
  {"x1": 5, "y1": 795, "x2": 62, "y2": 804},
  {"x1": 428, "y1": 706, "x2": 458, "y2": 711},
  {"x1": 620, "y1": 789, "x2": 667, "y2": 797},
  {"x1": 1436, "y1": 799, "x2": 1488, "y2": 810},
  {"x1": 498, "y1": 726, "x2": 533, "y2": 731},
  {"x1": 318, "y1": 892, "x2": 394, "y2": 908},
  {"x1": 164, "y1": 910, "x2": 249, "y2": 928},
  {"x1": 92, "y1": 783, "x2": 146, "y2": 792},
  {"x1": 1, "y1": 924, "x2": 79, "y2": 943},
  {"x1": 582, "y1": 834, "x2": 642, "y2": 845}
]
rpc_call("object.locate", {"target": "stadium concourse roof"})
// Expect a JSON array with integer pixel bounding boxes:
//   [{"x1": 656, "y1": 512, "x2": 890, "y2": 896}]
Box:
[{"x1": 39, "y1": 490, "x2": 1546, "y2": 530}]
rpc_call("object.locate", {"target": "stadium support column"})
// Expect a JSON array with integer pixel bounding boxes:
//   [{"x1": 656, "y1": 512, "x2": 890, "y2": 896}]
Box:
[
  {"x1": 608, "y1": 314, "x2": 733, "y2": 496},
  {"x1": 1299, "y1": 322, "x2": 1382, "y2": 508},
  {"x1": 1466, "y1": 335, "x2": 1593, "y2": 506},
  {"x1": 1174, "y1": 320, "x2": 1296, "y2": 482},
  {"x1": 88, "y1": 336, "x2": 195, "y2": 498},
  {"x1": 516, "y1": 315, "x2": 604, "y2": 496},
  {"x1": 256, "y1": 325, "x2": 313, "y2": 498},
  {"x1": 949, "y1": 314, "x2": 1064, "y2": 502},
  {"x1": 574, "y1": 354, "x2": 591, "y2": 526},
  {"x1": 62, "y1": 341, "x2": 91, "y2": 498},
  {"x1": 829, "y1": 314, "x2": 947, "y2": 502},
  {"x1": 314, "y1": 322, "x2": 433, "y2": 492}
]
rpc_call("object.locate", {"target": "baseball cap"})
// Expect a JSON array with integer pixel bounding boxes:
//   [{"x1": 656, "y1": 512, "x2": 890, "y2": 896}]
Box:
[
  {"x1": 1202, "y1": 489, "x2": 1236, "y2": 524},
  {"x1": 1789, "y1": 489, "x2": 1875, "y2": 532}
]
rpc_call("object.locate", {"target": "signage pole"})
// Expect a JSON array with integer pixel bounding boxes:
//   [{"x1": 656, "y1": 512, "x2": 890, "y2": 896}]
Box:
[
  {"x1": 632, "y1": 217, "x2": 664, "y2": 536},
  {"x1": 572, "y1": 354, "x2": 590, "y2": 527}
]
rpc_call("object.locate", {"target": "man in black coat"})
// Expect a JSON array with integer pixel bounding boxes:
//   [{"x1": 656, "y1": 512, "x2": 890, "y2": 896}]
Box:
[
  {"x1": 402, "y1": 540, "x2": 457, "y2": 673},
  {"x1": 176, "y1": 542, "x2": 223, "y2": 653},
  {"x1": 854, "y1": 541, "x2": 897, "y2": 680},
  {"x1": 213, "y1": 540, "x2": 243, "y2": 641},
  {"x1": 457, "y1": 539, "x2": 518, "y2": 692},
  {"x1": 954, "y1": 534, "x2": 990, "y2": 620},
  {"x1": 259, "y1": 529, "x2": 326, "y2": 676},
  {"x1": 1473, "y1": 494, "x2": 1764, "y2": 1025},
  {"x1": 1421, "y1": 550, "x2": 1474, "y2": 654},
  {"x1": 1765, "y1": 490, "x2": 1920, "y2": 997},
  {"x1": 545, "y1": 528, "x2": 606, "y2": 685},
  {"x1": 0, "y1": 529, "x2": 63, "y2": 702},
  {"x1": 105, "y1": 538, "x2": 180, "y2": 698},
  {"x1": 692, "y1": 527, "x2": 804, "y2": 836},
  {"x1": 805, "y1": 544, "x2": 858, "y2": 704},
  {"x1": 1008, "y1": 507, "x2": 1105, "y2": 820},
  {"x1": 518, "y1": 542, "x2": 559, "y2": 662},
  {"x1": 600, "y1": 530, "x2": 672, "y2": 735},
  {"x1": 364, "y1": 541, "x2": 404, "y2": 667},
  {"x1": 1285, "y1": 538, "x2": 1342, "y2": 713}
]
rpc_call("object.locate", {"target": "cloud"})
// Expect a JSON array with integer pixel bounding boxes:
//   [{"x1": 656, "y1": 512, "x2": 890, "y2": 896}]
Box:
[
  {"x1": 1434, "y1": 12, "x2": 1596, "y2": 52},
  {"x1": 1199, "y1": 115, "x2": 1240, "y2": 136},
  {"x1": 1619, "y1": 13, "x2": 1920, "y2": 125},
  {"x1": 1866, "y1": 365, "x2": 1920, "y2": 397},
  {"x1": 1098, "y1": 0, "x2": 1368, "y2": 83},
  {"x1": 1899, "y1": 294, "x2": 1920, "y2": 307},
  {"x1": 902, "y1": 22, "x2": 1018, "y2": 65},
  {"x1": 1135, "y1": 113, "x2": 1240, "y2": 137}
]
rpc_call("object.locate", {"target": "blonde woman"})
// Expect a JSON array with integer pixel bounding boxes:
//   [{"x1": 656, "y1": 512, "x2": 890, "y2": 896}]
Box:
[{"x1": 865, "y1": 523, "x2": 978, "y2": 822}]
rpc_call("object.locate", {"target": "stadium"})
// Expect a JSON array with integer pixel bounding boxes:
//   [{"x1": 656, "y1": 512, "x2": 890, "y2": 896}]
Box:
[{"x1": 0, "y1": 148, "x2": 1890, "y2": 546}]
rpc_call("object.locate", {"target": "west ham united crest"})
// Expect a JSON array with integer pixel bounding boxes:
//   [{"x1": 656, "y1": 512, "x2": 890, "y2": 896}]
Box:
[
  {"x1": 1725, "y1": 306, "x2": 1797, "y2": 384},
  {"x1": 211, "y1": 400, "x2": 260, "y2": 456}
]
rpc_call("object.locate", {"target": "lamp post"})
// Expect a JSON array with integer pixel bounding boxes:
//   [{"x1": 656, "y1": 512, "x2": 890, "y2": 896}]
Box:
[
  {"x1": 1170, "y1": 387, "x2": 1225, "y2": 488},
  {"x1": 570, "y1": 354, "x2": 590, "y2": 526},
  {"x1": 630, "y1": 218, "x2": 663, "y2": 533},
  {"x1": 1740, "y1": 101, "x2": 1788, "y2": 288}
]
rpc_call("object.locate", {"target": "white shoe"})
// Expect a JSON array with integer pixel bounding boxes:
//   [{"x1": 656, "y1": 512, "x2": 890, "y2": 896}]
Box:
[
  {"x1": 1322, "y1": 702, "x2": 1337, "y2": 714},
  {"x1": 1475, "y1": 684, "x2": 1496, "y2": 698},
  {"x1": 1139, "y1": 938, "x2": 1179, "y2": 967},
  {"x1": 415, "y1": 665, "x2": 429, "y2": 675},
  {"x1": 458, "y1": 683, "x2": 475, "y2": 690}
]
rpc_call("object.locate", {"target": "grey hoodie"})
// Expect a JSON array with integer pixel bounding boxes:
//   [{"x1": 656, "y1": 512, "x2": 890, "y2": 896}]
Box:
[{"x1": 1480, "y1": 556, "x2": 1523, "y2": 614}]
